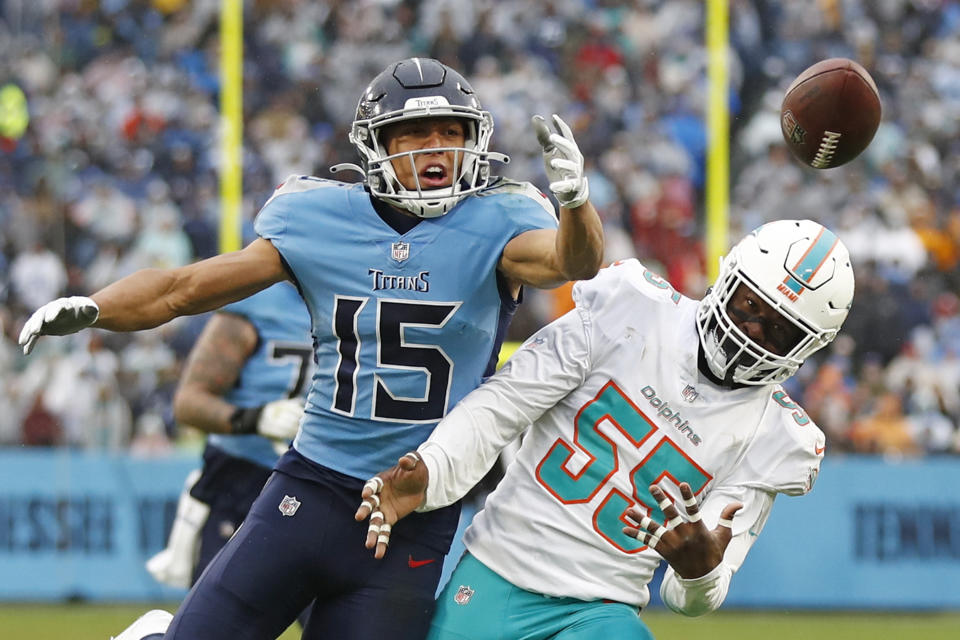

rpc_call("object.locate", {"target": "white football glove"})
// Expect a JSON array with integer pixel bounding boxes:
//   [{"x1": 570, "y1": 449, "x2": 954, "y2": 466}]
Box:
[
  {"x1": 532, "y1": 114, "x2": 590, "y2": 209},
  {"x1": 256, "y1": 397, "x2": 304, "y2": 442},
  {"x1": 19, "y1": 296, "x2": 100, "y2": 355}
]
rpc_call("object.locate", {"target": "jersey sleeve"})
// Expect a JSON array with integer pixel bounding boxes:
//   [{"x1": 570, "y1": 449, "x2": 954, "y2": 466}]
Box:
[
  {"x1": 419, "y1": 302, "x2": 593, "y2": 510},
  {"x1": 721, "y1": 394, "x2": 825, "y2": 498},
  {"x1": 482, "y1": 179, "x2": 558, "y2": 234},
  {"x1": 253, "y1": 175, "x2": 299, "y2": 252},
  {"x1": 571, "y1": 259, "x2": 685, "y2": 358},
  {"x1": 573, "y1": 259, "x2": 682, "y2": 309}
]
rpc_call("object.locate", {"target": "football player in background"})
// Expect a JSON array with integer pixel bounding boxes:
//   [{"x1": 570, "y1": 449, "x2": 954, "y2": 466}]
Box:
[
  {"x1": 146, "y1": 281, "x2": 312, "y2": 590},
  {"x1": 356, "y1": 219, "x2": 854, "y2": 640},
  {"x1": 21, "y1": 57, "x2": 604, "y2": 640}
]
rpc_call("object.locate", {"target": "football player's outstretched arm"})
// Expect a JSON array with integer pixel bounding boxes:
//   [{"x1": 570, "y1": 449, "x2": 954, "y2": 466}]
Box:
[
  {"x1": 499, "y1": 114, "x2": 604, "y2": 290},
  {"x1": 172, "y1": 311, "x2": 304, "y2": 442},
  {"x1": 172, "y1": 312, "x2": 257, "y2": 434},
  {"x1": 20, "y1": 238, "x2": 287, "y2": 353},
  {"x1": 93, "y1": 238, "x2": 287, "y2": 330}
]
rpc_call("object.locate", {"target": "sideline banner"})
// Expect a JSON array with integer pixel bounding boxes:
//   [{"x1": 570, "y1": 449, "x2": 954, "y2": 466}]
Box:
[
  {"x1": 727, "y1": 456, "x2": 960, "y2": 609},
  {"x1": 1, "y1": 451, "x2": 958, "y2": 607},
  {"x1": 0, "y1": 449, "x2": 198, "y2": 601}
]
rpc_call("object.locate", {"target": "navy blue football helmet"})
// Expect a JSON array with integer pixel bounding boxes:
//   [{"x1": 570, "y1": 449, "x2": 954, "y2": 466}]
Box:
[{"x1": 344, "y1": 58, "x2": 504, "y2": 218}]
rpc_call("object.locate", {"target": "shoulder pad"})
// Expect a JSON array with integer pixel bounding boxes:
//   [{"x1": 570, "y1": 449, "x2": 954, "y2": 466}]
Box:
[
  {"x1": 728, "y1": 388, "x2": 825, "y2": 496},
  {"x1": 479, "y1": 178, "x2": 555, "y2": 217},
  {"x1": 574, "y1": 260, "x2": 685, "y2": 312},
  {"x1": 264, "y1": 175, "x2": 351, "y2": 207}
]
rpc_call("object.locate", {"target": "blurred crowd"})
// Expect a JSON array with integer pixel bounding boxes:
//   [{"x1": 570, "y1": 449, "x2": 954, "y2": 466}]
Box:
[{"x1": 1, "y1": 0, "x2": 959, "y2": 457}]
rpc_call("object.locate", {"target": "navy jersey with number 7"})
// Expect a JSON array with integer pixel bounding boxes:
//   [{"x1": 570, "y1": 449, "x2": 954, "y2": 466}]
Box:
[{"x1": 206, "y1": 281, "x2": 314, "y2": 468}]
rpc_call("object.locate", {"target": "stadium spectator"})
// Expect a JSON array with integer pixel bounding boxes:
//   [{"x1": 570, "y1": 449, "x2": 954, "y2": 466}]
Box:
[{"x1": 849, "y1": 391, "x2": 921, "y2": 457}]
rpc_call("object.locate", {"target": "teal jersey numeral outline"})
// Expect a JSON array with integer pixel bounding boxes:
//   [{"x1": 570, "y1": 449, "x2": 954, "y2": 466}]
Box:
[{"x1": 536, "y1": 381, "x2": 712, "y2": 553}]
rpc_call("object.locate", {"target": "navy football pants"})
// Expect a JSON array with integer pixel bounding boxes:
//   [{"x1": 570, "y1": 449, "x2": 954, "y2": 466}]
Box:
[
  {"x1": 189, "y1": 445, "x2": 273, "y2": 585},
  {"x1": 166, "y1": 452, "x2": 456, "y2": 640}
]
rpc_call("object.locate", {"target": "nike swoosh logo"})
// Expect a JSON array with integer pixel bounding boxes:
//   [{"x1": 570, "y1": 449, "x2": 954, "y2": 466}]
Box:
[
  {"x1": 814, "y1": 445, "x2": 825, "y2": 455},
  {"x1": 408, "y1": 555, "x2": 436, "y2": 568}
]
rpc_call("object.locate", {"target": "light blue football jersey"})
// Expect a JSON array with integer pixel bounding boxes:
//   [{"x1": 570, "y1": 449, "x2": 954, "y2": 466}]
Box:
[
  {"x1": 207, "y1": 281, "x2": 314, "y2": 468},
  {"x1": 255, "y1": 176, "x2": 557, "y2": 479}
]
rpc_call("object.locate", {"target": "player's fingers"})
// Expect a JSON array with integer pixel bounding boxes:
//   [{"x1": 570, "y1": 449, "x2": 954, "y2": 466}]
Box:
[
  {"x1": 364, "y1": 510, "x2": 385, "y2": 549},
  {"x1": 19, "y1": 313, "x2": 41, "y2": 349},
  {"x1": 678, "y1": 482, "x2": 702, "y2": 524},
  {"x1": 399, "y1": 451, "x2": 421, "y2": 470},
  {"x1": 638, "y1": 513, "x2": 665, "y2": 538},
  {"x1": 363, "y1": 476, "x2": 383, "y2": 497},
  {"x1": 22, "y1": 334, "x2": 37, "y2": 355},
  {"x1": 358, "y1": 492, "x2": 380, "y2": 514},
  {"x1": 716, "y1": 502, "x2": 743, "y2": 531},
  {"x1": 549, "y1": 178, "x2": 580, "y2": 196},
  {"x1": 551, "y1": 114, "x2": 574, "y2": 141},
  {"x1": 374, "y1": 523, "x2": 392, "y2": 560},
  {"x1": 623, "y1": 525, "x2": 661, "y2": 549},
  {"x1": 532, "y1": 115, "x2": 552, "y2": 149},
  {"x1": 548, "y1": 134, "x2": 578, "y2": 158},
  {"x1": 549, "y1": 157, "x2": 578, "y2": 175},
  {"x1": 650, "y1": 484, "x2": 681, "y2": 522}
]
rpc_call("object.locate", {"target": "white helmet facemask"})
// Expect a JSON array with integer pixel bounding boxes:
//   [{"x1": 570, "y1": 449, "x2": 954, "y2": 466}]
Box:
[
  {"x1": 696, "y1": 219, "x2": 855, "y2": 386},
  {"x1": 351, "y1": 105, "x2": 497, "y2": 218}
]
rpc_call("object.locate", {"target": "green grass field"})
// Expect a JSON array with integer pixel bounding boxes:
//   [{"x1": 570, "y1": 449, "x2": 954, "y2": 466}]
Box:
[{"x1": 1, "y1": 604, "x2": 958, "y2": 640}]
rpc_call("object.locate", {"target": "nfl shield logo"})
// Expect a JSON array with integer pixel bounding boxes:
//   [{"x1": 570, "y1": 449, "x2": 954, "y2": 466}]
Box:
[
  {"x1": 278, "y1": 495, "x2": 301, "y2": 517},
  {"x1": 454, "y1": 585, "x2": 475, "y2": 605},
  {"x1": 681, "y1": 385, "x2": 699, "y2": 403},
  {"x1": 391, "y1": 241, "x2": 410, "y2": 262}
]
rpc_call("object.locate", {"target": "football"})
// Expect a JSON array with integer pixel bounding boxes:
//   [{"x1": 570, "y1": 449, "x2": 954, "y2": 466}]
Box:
[{"x1": 780, "y1": 58, "x2": 881, "y2": 169}]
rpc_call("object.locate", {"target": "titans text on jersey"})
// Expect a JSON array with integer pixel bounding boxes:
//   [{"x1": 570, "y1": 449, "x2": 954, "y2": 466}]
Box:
[{"x1": 369, "y1": 269, "x2": 430, "y2": 292}]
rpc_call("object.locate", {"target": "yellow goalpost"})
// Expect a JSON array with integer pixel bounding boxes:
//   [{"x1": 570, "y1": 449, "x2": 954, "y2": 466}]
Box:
[
  {"x1": 219, "y1": 0, "x2": 244, "y2": 254},
  {"x1": 705, "y1": 0, "x2": 730, "y2": 282}
]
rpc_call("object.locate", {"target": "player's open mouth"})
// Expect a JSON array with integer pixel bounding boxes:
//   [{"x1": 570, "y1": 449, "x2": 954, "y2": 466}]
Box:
[{"x1": 419, "y1": 164, "x2": 449, "y2": 188}]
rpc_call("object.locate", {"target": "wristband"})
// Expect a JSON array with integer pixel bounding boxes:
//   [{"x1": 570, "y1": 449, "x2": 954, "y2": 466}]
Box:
[{"x1": 229, "y1": 406, "x2": 264, "y2": 435}]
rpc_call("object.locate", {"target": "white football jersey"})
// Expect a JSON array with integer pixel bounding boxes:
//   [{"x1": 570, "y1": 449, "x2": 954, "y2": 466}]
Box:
[{"x1": 419, "y1": 260, "x2": 825, "y2": 608}]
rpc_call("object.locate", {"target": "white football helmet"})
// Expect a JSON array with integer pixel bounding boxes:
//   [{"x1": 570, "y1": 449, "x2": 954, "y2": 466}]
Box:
[
  {"x1": 696, "y1": 219, "x2": 855, "y2": 386},
  {"x1": 344, "y1": 58, "x2": 504, "y2": 218}
]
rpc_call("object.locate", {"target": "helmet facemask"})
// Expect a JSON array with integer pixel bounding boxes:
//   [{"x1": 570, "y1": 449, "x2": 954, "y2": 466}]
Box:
[
  {"x1": 698, "y1": 270, "x2": 828, "y2": 386},
  {"x1": 352, "y1": 104, "x2": 496, "y2": 218}
]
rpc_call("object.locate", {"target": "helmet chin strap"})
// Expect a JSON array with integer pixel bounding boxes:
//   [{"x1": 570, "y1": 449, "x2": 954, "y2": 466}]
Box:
[
  {"x1": 696, "y1": 339, "x2": 743, "y2": 390},
  {"x1": 701, "y1": 314, "x2": 762, "y2": 388}
]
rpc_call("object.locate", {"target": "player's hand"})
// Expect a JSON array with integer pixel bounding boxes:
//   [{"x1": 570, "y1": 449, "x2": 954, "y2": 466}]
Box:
[
  {"x1": 18, "y1": 296, "x2": 100, "y2": 355},
  {"x1": 256, "y1": 397, "x2": 304, "y2": 442},
  {"x1": 623, "y1": 482, "x2": 743, "y2": 579},
  {"x1": 532, "y1": 114, "x2": 589, "y2": 209},
  {"x1": 354, "y1": 452, "x2": 428, "y2": 559}
]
